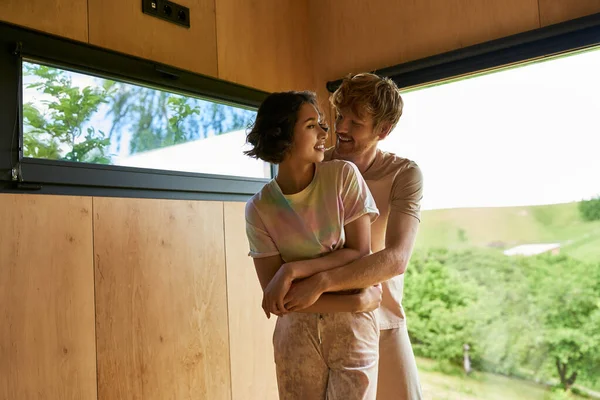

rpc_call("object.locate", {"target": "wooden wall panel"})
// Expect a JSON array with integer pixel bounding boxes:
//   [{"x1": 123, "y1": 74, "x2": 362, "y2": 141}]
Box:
[
  {"x1": 0, "y1": 194, "x2": 97, "y2": 400},
  {"x1": 0, "y1": 0, "x2": 88, "y2": 42},
  {"x1": 309, "y1": 0, "x2": 540, "y2": 82},
  {"x1": 215, "y1": 0, "x2": 314, "y2": 93},
  {"x1": 223, "y1": 202, "x2": 278, "y2": 400},
  {"x1": 88, "y1": 0, "x2": 218, "y2": 77},
  {"x1": 94, "y1": 198, "x2": 231, "y2": 400},
  {"x1": 539, "y1": 0, "x2": 600, "y2": 26}
]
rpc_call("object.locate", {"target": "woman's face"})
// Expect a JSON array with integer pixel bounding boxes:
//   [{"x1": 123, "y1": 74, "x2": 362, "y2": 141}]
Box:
[{"x1": 285, "y1": 103, "x2": 329, "y2": 164}]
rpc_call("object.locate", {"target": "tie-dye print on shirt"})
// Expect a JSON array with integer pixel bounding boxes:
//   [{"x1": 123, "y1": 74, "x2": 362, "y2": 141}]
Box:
[{"x1": 245, "y1": 160, "x2": 379, "y2": 263}]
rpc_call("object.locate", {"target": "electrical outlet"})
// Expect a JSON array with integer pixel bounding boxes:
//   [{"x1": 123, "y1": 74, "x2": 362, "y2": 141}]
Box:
[{"x1": 142, "y1": 0, "x2": 190, "y2": 28}]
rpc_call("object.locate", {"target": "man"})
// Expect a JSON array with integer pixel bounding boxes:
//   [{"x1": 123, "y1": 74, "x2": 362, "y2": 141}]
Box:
[{"x1": 283, "y1": 73, "x2": 424, "y2": 399}]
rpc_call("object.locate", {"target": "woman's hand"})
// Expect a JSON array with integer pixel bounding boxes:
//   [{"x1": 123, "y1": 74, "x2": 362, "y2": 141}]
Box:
[
  {"x1": 262, "y1": 263, "x2": 295, "y2": 318},
  {"x1": 283, "y1": 274, "x2": 326, "y2": 312},
  {"x1": 355, "y1": 283, "x2": 383, "y2": 313}
]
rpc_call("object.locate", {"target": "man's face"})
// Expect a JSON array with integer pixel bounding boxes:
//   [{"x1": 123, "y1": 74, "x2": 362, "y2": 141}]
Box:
[{"x1": 334, "y1": 106, "x2": 381, "y2": 158}]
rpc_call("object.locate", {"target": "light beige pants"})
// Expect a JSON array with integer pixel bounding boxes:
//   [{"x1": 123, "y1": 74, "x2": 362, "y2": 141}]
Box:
[
  {"x1": 273, "y1": 312, "x2": 380, "y2": 400},
  {"x1": 376, "y1": 323, "x2": 423, "y2": 400}
]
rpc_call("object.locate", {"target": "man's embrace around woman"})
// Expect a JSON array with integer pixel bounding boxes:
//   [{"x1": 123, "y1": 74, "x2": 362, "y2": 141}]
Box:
[{"x1": 244, "y1": 73, "x2": 423, "y2": 400}]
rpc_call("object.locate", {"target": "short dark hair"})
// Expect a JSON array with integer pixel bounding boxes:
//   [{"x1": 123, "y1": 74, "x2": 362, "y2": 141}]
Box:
[{"x1": 245, "y1": 91, "x2": 319, "y2": 164}]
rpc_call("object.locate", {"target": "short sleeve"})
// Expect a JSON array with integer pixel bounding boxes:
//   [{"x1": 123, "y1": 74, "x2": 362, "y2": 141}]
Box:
[
  {"x1": 339, "y1": 161, "x2": 379, "y2": 225},
  {"x1": 390, "y1": 162, "x2": 423, "y2": 221},
  {"x1": 245, "y1": 202, "x2": 280, "y2": 259}
]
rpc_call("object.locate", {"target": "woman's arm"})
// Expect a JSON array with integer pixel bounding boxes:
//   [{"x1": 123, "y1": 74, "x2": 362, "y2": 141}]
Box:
[
  {"x1": 284, "y1": 213, "x2": 372, "y2": 280},
  {"x1": 293, "y1": 284, "x2": 382, "y2": 314},
  {"x1": 253, "y1": 254, "x2": 286, "y2": 318},
  {"x1": 261, "y1": 213, "x2": 372, "y2": 315},
  {"x1": 253, "y1": 254, "x2": 381, "y2": 318}
]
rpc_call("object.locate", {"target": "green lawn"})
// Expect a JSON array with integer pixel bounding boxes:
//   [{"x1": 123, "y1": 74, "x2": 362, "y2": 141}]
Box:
[
  {"x1": 416, "y1": 202, "x2": 600, "y2": 263},
  {"x1": 416, "y1": 358, "x2": 586, "y2": 400}
]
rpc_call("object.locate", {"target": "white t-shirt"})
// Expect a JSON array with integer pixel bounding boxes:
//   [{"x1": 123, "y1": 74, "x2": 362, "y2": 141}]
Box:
[{"x1": 246, "y1": 160, "x2": 379, "y2": 263}]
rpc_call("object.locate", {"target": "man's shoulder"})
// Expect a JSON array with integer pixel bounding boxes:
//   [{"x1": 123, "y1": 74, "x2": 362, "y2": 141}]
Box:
[{"x1": 367, "y1": 149, "x2": 421, "y2": 181}]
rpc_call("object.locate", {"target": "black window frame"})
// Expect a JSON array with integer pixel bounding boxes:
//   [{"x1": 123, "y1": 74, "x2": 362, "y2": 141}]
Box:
[
  {"x1": 0, "y1": 21, "x2": 274, "y2": 201},
  {"x1": 327, "y1": 12, "x2": 600, "y2": 93}
]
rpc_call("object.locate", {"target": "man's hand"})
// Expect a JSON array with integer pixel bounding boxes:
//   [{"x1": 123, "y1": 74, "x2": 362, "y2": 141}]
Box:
[
  {"x1": 356, "y1": 284, "x2": 383, "y2": 313},
  {"x1": 283, "y1": 274, "x2": 326, "y2": 312},
  {"x1": 262, "y1": 263, "x2": 295, "y2": 318}
]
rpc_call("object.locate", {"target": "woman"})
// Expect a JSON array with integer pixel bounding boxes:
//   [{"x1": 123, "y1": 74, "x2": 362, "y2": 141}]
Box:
[{"x1": 244, "y1": 91, "x2": 382, "y2": 399}]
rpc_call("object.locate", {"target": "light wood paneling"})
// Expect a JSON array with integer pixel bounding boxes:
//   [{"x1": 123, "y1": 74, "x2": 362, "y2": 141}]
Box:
[
  {"x1": 216, "y1": 0, "x2": 314, "y2": 93},
  {"x1": 0, "y1": 0, "x2": 88, "y2": 42},
  {"x1": 309, "y1": 0, "x2": 540, "y2": 82},
  {"x1": 224, "y1": 202, "x2": 278, "y2": 400},
  {"x1": 0, "y1": 194, "x2": 97, "y2": 400},
  {"x1": 94, "y1": 197, "x2": 231, "y2": 400},
  {"x1": 88, "y1": 0, "x2": 218, "y2": 77},
  {"x1": 539, "y1": 0, "x2": 600, "y2": 26}
]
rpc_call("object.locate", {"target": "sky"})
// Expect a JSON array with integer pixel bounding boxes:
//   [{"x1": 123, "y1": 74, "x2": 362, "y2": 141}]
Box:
[{"x1": 379, "y1": 47, "x2": 600, "y2": 210}]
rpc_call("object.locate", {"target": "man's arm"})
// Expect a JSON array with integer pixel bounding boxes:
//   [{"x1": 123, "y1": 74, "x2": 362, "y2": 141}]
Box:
[
  {"x1": 321, "y1": 211, "x2": 419, "y2": 291},
  {"x1": 283, "y1": 211, "x2": 419, "y2": 310}
]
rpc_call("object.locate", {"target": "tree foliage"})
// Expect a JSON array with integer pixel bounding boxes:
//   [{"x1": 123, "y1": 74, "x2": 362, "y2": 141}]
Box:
[
  {"x1": 404, "y1": 248, "x2": 600, "y2": 390},
  {"x1": 105, "y1": 84, "x2": 255, "y2": 155},
  {"x1": 22, "y1": 63, "x2": 256, "y2": 162},
  {"x1": 23, "y1": 64, "x2": 113, "y2": 163},
  {"x1": 403, "y1": 249, "x2": 476, "y2": 365},
  {"x1": 579, "y1": 196, "x2": 600, "y2": 221}
]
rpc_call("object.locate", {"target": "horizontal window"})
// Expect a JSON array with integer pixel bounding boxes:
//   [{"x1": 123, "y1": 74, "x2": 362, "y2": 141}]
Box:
[
  {"x1": 0, "y1": 21, "x2": 271, "y2": 200},
  {"x1": 22, "y1": 60, "x2": 269, "y2": 179}
]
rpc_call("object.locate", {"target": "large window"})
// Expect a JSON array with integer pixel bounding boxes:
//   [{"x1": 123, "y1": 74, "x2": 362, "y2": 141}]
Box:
[
  {"x1": 0, "y1": 21, "x2": 270, "y2": 200},
  {"x1": 380, "y1": 44, "x2": 600, "y2": 399},
  {"x1": 323, "y1": 11, "x2": 600, "y2": 400}
]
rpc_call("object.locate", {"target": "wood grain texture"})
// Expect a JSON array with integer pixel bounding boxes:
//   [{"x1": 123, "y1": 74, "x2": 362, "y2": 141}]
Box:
[
  {"x1": 94, "y1": 197, "x2": 231, "y2": 400},
  {"x1": 0, "y1": 194, "x2": 97, "y2": 400},
  {"x1": 0, "y1": 0, "x2": 88, "y2": 42},
  {"x1": 309, "y1": 0, "x2": 540, "y2": 81},
  {"x1": 216, "y1": 0, "x2": 315, "y2": 93},
  {"x1": 88, "y1": 0, "x2": 218, "y2": 77},
  {"x1": 223, "y1": 202, "x2": 278, "y2": 400},
  {"x1": 539, "y1": 0, "x2": 600, "y2": 26}
]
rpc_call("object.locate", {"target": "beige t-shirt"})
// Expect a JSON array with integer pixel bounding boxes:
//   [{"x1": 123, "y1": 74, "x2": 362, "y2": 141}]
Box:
[
  {"x1": 325, "y1": 148, "x2": 423, "y2": 329},
  {"x1": 246, "y1": 160, "x2": 379, "y2": 263}
]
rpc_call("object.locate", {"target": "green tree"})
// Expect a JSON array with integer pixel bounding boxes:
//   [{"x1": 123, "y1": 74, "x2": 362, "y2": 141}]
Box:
[
  {"x1": 405, "y1": 248, "x2": 600, "y2": 390},
  {"x1": 106, "y1": 84, "x2": 255, "y2": 154},
  {"x1": 23, "y1": 63, "x2": 256, "y2": 163},
  {"x1": 448, "y1": 250, "x2": 544, "y2": 376},
  {"x1": 23, "y1": 63, "x2": 113, "y2": 163},
  {"x1": 525, "y1": 255, "x2": 600, "y2": 390},
  {"x1": 578, "y1": 196, "x2": 600, "y2": 221},
  {"x1": 404, "y1": 249, "x2": 477, "y2": 365}
]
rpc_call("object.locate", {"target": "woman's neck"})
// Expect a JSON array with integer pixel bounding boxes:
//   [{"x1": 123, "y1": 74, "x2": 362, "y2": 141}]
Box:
[{"x1": 276, "y1": 160, "x2": 315, "y2": 195}]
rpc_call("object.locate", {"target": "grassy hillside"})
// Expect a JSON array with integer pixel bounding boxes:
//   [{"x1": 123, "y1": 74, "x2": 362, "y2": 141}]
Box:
[{"x1": 416, "y1": 202, "x2": 600, "y2": 262}]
